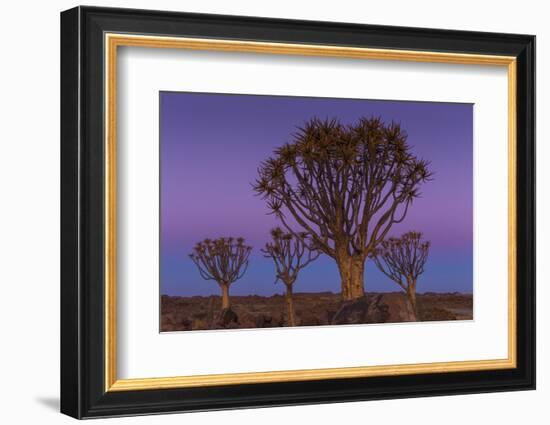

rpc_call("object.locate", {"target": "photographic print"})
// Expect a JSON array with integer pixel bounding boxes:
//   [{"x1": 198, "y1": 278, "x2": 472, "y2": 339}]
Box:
[{"x1": 160, "y1": 92, "x2": 473, "y2": 332}]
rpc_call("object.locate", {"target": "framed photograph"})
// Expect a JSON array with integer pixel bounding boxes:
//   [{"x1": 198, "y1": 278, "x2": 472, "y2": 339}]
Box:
[{"x1": 60, "y1": 6, "x2": 535, "y2": 419}]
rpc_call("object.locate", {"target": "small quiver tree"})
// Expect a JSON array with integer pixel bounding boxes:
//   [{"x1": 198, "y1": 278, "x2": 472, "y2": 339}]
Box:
[
  {"x1": 189, "y1": 237, "x2": 252, "y2": 310},
  {"x1": 254, "y1": 117, "x2": 432, "y2": 301},
  {"x1": 370, "y1": 231, "x2": 430, "y2": 320},
  {"x1": 261, "y1": 228, "x2": 320, "y2": 326}
]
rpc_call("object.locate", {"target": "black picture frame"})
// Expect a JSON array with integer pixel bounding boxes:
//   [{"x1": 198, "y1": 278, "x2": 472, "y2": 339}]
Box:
[{"x1": 61, "y1": 5, "x2": 535, "y2": 419}]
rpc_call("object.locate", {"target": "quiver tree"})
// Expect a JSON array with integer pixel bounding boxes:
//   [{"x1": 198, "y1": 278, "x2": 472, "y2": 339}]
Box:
[
  {"x1": 370, "y1": 231, "x2": 430, "y2": 319},
  {"x1": 254, "y1": 117, "x2": 432, "y2": 301},
  {"x1": 261, "y1": 228, "x2": 320, "y2": 326},
  {"x1": 189, "y1": 237, "x2": 252, "y2": 309}
]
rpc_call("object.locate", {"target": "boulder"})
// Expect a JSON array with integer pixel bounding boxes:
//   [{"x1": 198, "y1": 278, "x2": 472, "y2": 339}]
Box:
[
  {"x1": 331, "y1": 296, "x2": 375, "y2": 325},
  {"x1": 380, "y1": 293, "x2": 417, "y2": 322},
  {"x1": 255, "y1": 313, "x2": 273, "y2": 328},
  {"x1": 331, "y1": 293, "x2": 416, "y2": 325}
]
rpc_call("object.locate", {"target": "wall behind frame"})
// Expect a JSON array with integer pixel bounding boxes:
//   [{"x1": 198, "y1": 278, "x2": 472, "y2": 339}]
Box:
[{"x1": 0, "y1": 1, "x2": 543, "y2": 424}]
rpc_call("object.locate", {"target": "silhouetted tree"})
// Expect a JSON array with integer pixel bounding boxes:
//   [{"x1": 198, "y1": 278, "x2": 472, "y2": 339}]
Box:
[
  {"x1": 370, "y1": 231, "x2": 430, "y2": 319},
  {"x1": 189, "y1": 237, "x2": 252, "y2": 309},
  {"x1": 254, "y1": 117, "x2": 432, "y2": 300},
  {"x1": 261, "y1": 228, "x2": 320, "y2": 326}
]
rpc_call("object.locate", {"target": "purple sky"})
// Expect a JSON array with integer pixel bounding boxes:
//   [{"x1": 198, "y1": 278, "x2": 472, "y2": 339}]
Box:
[{"x1": 160, "y1": 92, "x2": 473, "y2": 296}]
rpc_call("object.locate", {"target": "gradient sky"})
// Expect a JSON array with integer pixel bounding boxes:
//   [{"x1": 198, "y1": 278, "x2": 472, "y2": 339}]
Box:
[{"x1": 160, "y1": 92, "x2": 473, "y2": 296}]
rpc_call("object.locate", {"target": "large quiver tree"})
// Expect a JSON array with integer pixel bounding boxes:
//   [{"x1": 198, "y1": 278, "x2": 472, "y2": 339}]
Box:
[
  {"x1": 254, "y1": 117, "x2": 432, "y2": 300},
  {"x1": 261, "y1": 228, "x2": 320, "y2": 326},
  {"x1": 370, "y1": 231, "x2": 430, "y2": 319},
  {"x1": 189, "y1": 237, "x2": 252, "y2": 309}
]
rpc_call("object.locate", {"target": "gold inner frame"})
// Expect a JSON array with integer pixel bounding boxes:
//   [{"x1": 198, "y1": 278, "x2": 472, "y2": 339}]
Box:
[{"x1": 104, "y1": 33, "x2": 517, "y2": 392}]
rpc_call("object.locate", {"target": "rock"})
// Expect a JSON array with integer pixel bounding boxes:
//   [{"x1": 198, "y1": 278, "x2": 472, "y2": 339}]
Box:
[
  {"x1": 331, "y1": 293, "x2": 416, "y2": 325},
  {"x1": 299, "y1": 313, "x2": 322, "y2": 326},
  {"x1": 255, "y1": 313, "x2": 273, "y2": 328},
  {"x1": 238, "y1": 312, "x2": 257, "y2": 328},
  {"x1": 254, "y1": 312, "x2": 287, "y2": 327},
  {"x1": 419, "y1": 306, "x2": 457, "y2": 321},
  {"x1": 326, "y1": 309, "x2": 337, "y2": 323},
  {"x1": 161, "y1": 312, "x2": 191, "y2": 331},
  {"x1": 331, "y1": 296, "x2": 375, "y2": 325},
  {"x1": 160, "y1": 291, "x2": 470, "y2": 331},
  {"x1": 276, "y1": 313, "x2": 286, "y2": 327},
  {"x1": 192, "y1": 314, "x2": 210, "y2": 330},
  {"x1": 191, "y1": 317, "x2": 210, "y2": 331},
  {"x1": 378, "y1": 293, "x2": 417, "y2": 322},
  {"x1": 163, "y1": 312, "x2": 176, "y2": 325},
  {"x1": 216, "y1": 308, "x2": 239, "y2": 328}
]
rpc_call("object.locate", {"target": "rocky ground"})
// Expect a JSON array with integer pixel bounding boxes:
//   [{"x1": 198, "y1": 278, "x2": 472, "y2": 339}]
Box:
[{"x1": 160, "y1": 291, "x2": 473, "y2": 332}]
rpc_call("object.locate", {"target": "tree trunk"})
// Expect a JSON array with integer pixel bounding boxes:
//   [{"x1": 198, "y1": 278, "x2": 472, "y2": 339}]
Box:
[
  {"x1": 406, "y1": 281, "x2": 418, "y2": 320},
  {"x1": 337, "y1": 255, "x2": 366, "y2": 301},
  {"x1": 284, "y1": 283, "x2": 296, "y2": 326},
  {"x1": 220, "y1": 283, "x2": 230, "y2": 309}
]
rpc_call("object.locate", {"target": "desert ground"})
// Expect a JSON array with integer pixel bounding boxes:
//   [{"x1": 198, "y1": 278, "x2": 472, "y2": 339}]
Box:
[{"x1": 160, "y1": 292, "x2": 473, "y2": 332}]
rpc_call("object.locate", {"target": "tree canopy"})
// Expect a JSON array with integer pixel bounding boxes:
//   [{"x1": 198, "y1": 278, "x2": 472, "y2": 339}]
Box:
[{"x1": 254, "y1": 117, "x2": 433, "y2": 261}]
